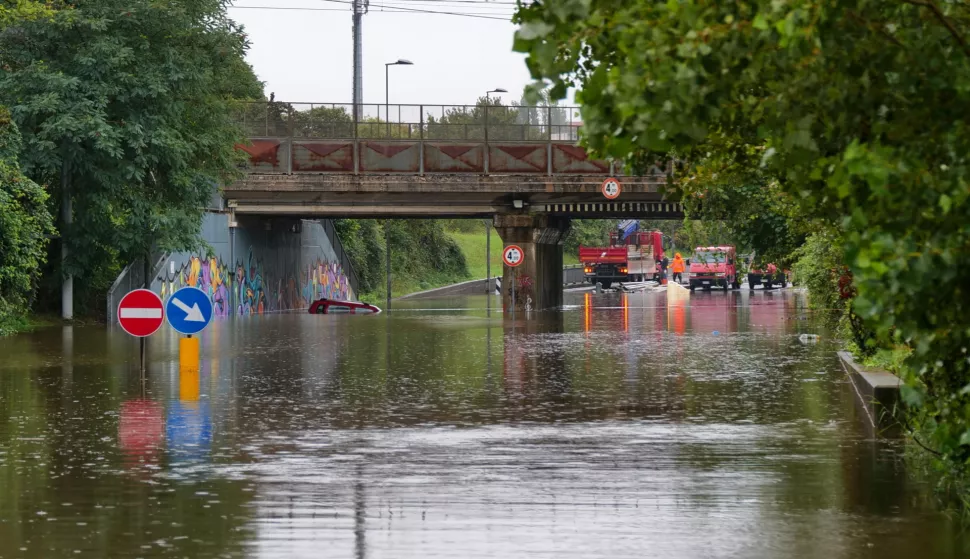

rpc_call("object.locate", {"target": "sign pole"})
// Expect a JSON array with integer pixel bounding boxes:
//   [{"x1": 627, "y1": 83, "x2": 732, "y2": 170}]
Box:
[
  {"x1": 142, "y1": 251, "x2": 150, "y2": 376},
  {"x1": 166, "y1": 286, "x2": 213, "y2": 374},
  {"x1": 118, "y1": 288, "x2": 165, "y2": 374},
  {"x1": 502, "y1": 244, "x2": 524, "y2": 322},
  {"x1": 140, "y1": 338, "x2": 146, "y2": 375}
]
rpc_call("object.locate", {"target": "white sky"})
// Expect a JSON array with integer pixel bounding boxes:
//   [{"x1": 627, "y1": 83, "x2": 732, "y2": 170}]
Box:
[{"x1": 227, "y1": 0, "x2": 574, "y2": 107}]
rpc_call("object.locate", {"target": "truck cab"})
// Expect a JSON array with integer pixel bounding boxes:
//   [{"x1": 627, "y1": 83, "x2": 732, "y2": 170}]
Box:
[{"x1": 688, "y1": 246, "x2": 740, "y2": 291}]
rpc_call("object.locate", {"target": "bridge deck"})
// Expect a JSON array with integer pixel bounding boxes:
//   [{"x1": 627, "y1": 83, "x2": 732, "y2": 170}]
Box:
[{"x1": 228, "y1": 102, "x2": 683, "y2": 218}]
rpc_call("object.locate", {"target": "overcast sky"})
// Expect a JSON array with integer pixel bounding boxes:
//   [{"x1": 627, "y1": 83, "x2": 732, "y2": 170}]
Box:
[{"x1": 227, "y1": 0, "x2": 572, "y2": 108}]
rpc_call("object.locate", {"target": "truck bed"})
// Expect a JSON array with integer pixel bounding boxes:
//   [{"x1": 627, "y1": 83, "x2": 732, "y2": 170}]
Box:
[{"x1": 579, "y1": 246, "x2": 628, "y2": 264}]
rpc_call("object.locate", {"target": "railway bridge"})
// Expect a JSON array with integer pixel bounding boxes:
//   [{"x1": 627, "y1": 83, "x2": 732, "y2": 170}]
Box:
[{"x1": 227, "y1": 101, "x2": 684, "y2": 310}]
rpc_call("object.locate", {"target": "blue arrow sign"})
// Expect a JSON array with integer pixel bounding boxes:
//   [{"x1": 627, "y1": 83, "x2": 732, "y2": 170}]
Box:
[{"x1": 166, "y1": 286, "x2": 213, "y2": 335}]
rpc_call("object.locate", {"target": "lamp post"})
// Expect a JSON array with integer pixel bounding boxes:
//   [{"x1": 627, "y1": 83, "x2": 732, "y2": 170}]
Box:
[
  {"x1": 483, "y1": 89, "x2": 506, "y2": 173},
  {"x1": 385, "y1": 59, "x2": 413, "y2": 137},
  {"x1": 485, "y1": 88, "x2": 507, "y2": 104}
]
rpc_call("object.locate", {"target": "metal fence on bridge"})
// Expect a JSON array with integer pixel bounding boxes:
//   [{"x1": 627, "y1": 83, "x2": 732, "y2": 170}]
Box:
[{"x1": 234, "y1": 102, "x2": 671, "y2": 177}]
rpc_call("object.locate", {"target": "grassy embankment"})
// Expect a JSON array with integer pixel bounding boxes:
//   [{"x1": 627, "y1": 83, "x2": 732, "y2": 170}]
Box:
[
  {"x1": 447, "y1": 230, "x2": 580, "y2": 281},
  {"x1": 368, "y1": 229, "x2": 580, "y2": 302}
]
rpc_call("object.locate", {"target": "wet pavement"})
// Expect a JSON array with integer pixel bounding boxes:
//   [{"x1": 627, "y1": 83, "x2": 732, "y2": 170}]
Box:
[{"x1": 1, "y1": 289, "x2": 968, "y2": 558}]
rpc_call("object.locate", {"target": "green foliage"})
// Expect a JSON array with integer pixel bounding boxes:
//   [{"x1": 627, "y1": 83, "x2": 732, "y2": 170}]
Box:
[
  {"x1": 0, "y1": 0, "x2": 262, "y2": 307},
  {"x1": 514, "y1": 0, "x2": 970, "y2": 470},
  {"x1": 333, "y1": 218, "x2": 385, "y2": 295},
  {"x1": 0, "y1": 108, "x2": 54, "y2": 331},
  {"x1": 0, "y1": 0, "x2": 55, "y2": 25},
  {"x1": 334, "y1": 219, "x2": 469, "y2": 299},
  {"x1": 563, "y1": 219, "x2": 614, "y2": 255},
  {"x1": 791, "y1": 229, "x2": 845, "y2": 314}
]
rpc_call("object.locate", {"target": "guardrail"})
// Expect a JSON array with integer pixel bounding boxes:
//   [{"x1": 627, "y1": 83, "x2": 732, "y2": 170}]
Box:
[
  {"x1": 106, "y1": 251, "x2": 169, "y2": 324},
  {"x1": 563, "y1": 265, "x2": 587, "y2": 286}
]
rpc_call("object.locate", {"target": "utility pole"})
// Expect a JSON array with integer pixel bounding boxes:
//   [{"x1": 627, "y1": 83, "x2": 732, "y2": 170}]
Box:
[
  {"x1": 352, "y1": 0, "x2": 367, "y2": 122},
  {"x1": 61, "y1": 145, "x2": 72, "y2": 320}
]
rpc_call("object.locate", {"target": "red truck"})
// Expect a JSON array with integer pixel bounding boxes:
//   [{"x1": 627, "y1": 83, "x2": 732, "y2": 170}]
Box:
[
  {"x1": 747, "y1": 262, "x2": 789, "y2": 290},
  {"x1": 688, "y1": 245, "x2": 741, "y2": 291},
  {"x1": 580, "y1": 221, "x2": 664, "y2": 289}
]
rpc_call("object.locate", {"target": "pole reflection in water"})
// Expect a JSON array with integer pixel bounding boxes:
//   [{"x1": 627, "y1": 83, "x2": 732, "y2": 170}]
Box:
[
  {"x1": 166, "y1": 359, "x2": 211, "y2": 464},
  {"x1": 667, "y1": 282, "x2": 689, "y2": 335}
]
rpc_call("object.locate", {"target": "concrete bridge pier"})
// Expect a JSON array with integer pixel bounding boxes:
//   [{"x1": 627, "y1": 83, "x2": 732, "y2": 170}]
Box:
[{"x1": 493, "y1": 214, "x2": 571, "y2": 312}]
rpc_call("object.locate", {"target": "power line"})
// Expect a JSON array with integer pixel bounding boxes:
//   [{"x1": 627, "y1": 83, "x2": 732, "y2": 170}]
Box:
[
  {"x1": 375, "y1": 1, "x2": 515, "y2": 13},
  {"x1": 382, "y1": 0, "x2": 516, "y2": 6},
  {"x1": 317, "y1": 0, "x2": 513, "y2": 19},
  {"x1": 388, "y1": 0, "x2": 517, "y2": 4},
  {"x1": 230, "y1": 5, "x2": 350, "y2": 11},
  {"x1": 229, "y1": 2, "x2": 513, "y2": 19}
]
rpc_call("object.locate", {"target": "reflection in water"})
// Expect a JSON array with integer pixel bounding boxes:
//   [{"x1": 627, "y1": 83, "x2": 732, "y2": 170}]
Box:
[
  {"x1": 1, "y1": 290, "x2": 969, "y2": 558},
  {"x1": 119, "y1": 399, "x2": 164, "y2": 470}
]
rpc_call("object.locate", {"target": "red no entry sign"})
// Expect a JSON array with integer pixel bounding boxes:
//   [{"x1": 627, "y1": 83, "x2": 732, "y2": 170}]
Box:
[
  {"x1": 503, "y1": 245, "x2": 524, "y2": 267},
  {"x1": 118, "y1": 289, "x2": 164, "y2": 337}
]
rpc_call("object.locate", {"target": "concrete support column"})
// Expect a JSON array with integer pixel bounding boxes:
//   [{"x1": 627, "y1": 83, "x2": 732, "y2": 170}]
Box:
[{"x1": 493, "y1": 214, "x2": 570, "y2": 312}]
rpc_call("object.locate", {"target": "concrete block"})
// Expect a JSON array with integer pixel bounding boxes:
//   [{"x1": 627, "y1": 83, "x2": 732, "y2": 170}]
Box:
[{"x1": 838, "y1": 351, "x2": 902, "y2": 436}]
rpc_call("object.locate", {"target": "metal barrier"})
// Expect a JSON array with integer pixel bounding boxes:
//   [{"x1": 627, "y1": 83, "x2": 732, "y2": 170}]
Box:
[
  {"x1": 563, "y1": 265, "x2": 587, "y2": 286},
  {"x1": 106, "y1": 251, "x2": 169, "y2": 324},
  {"x1": 231, "y1": 101, "x2": 678, "y2": 177}
]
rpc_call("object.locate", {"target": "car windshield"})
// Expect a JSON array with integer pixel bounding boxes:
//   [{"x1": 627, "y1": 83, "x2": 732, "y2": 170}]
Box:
[{"x1": 693, "y1": 251, "x2": 726, "y2": 263}]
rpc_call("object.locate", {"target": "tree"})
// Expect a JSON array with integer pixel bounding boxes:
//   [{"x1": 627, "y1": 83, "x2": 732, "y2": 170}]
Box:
[
  {"x1": 513, "y1": 1, "x2": 970, "y2": 465},
  {"x1": 425, "y1": 96, "x2": 542, "y2": 141},
  {"x1": 0, "y1": 0, "x2": 262, "y2": 313},
  {"x1": 0, "y1": 107, "x2": 54, "y2": 332}
]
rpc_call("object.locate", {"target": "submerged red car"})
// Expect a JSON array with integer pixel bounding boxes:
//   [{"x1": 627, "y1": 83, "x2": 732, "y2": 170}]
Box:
[{"x1": 308, "y1": 299, "x2": 382, "y2": 315}]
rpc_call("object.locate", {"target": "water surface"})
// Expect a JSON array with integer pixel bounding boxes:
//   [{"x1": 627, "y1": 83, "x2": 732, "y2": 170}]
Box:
[{"x1": 1, "y1": 289, "x2": 965, "y2": 558}]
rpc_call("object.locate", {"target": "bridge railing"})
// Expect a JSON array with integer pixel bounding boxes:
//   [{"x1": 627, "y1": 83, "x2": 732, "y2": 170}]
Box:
[
  {"x1": 235, "y1": 102, "x2": 582, "y2": 141},
  {"x1": 233, "y1": 101, "x2": 639, "y2": 176}
]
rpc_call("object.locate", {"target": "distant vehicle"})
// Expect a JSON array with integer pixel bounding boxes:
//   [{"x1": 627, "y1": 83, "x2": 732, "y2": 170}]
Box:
[
  {"x1": 308, "y1": 298, "x2": 381, "y2": 315},
  {"x1": 689, "y1": 246, "x2": 741, "y2": 291},
  {"x1": 579, "y1": 221, "x2": 665, "y2": 289},
  {"x1": 748, "y1": 262, "x2": 788, "y2": 290}
]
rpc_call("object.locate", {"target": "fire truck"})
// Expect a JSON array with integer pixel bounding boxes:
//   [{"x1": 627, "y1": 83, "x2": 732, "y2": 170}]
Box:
[{"x1": 579, "y1": 221, "x2": 665, "y2": 289}]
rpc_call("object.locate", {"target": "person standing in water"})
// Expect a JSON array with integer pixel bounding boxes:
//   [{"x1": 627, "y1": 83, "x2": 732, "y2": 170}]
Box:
[{"x1": 671, "y1": 252, "x2": 685, "y2": 284}]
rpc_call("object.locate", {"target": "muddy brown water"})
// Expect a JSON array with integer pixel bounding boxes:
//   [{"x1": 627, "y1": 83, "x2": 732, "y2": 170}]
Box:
[{"x1": 1, "y1": 289, "x2": 967, "y2": 558}]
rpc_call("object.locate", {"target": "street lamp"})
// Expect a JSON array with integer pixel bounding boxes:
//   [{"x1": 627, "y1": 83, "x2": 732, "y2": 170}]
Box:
[
  {"x1": 385, "y1": 59, "x2": 413, "y2": 137},
  {"x1": 485, "y1": 88, "x2": 507, "y2": 104},
  {"x1": 483, "y1": 88, "x2": 507, "y2": 170}
]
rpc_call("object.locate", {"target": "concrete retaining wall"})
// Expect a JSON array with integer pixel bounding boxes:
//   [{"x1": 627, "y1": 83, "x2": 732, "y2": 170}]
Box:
[
  {"x1": 400, "y1": 265, "x2": 589, "y2": 300},
  {"x1": 108, "y1": 213, "x2": 357, "y2": 322},
  {"x1": 838, "y1": 351, "x2": 902, "y2": 436}
]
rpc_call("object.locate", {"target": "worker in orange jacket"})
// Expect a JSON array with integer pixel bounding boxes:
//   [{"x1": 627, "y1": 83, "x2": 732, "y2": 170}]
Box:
[{"x1": 671, "y1": 253, "x2": 685, "y2": 283}]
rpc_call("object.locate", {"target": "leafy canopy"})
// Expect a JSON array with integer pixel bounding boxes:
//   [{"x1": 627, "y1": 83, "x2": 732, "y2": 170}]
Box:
[
  {"x1": 0, "y1": 0, "x2": 262, "y2": 280},
  {"x1": 514, "y1": 0, "x2": 970, "y2": 461}
]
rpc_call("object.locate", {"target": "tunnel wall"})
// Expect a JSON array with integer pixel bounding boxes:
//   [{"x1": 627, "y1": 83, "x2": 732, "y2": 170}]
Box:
[{"x1": 150, "y1": 213, "x2": 356, "y2": 317}]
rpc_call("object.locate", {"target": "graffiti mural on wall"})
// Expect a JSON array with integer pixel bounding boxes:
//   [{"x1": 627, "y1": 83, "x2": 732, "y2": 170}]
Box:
[
  {"x1": 303, "y1": 260, "x2": 351, "y2": 303},
  {"x1": 157, "y1": 248, "x2": 351, "y2": 317}
]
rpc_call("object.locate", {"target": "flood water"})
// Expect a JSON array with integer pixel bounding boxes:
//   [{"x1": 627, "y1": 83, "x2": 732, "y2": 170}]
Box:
[{"x1": 1, "y1": 288, "x2": 968, "y2": 558}]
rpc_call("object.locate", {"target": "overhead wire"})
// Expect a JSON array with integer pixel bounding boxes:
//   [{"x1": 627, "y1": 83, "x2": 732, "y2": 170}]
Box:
[
  {"x1": 228, "y1": 0, "x2": 517, "y2": 20},
  {"x1": 317, "y1": 0, "x2": 514, "y2": 19}
]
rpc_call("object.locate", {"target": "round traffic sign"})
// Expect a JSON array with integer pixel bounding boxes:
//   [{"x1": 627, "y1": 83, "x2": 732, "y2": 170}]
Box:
[
  {"x1": 503, "y1": 245, "x2": 524, "y2": 267},
  {"x1": 601, "y1": 177, "x2": 622, "y2": 199},
  {"x1": 166, "y1": 286, "x2": 214, "y2": 335},
  {"x1": 118, "y1": 289, "x2": 165, "y2": 337}
]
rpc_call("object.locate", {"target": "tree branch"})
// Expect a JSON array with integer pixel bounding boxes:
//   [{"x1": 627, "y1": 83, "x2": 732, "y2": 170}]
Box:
[
  {"x1": 902, "y1": 0, "x2": 970, "y2": 58},
  {"x1": 846, "y1": 10, "x2": 905, "y2": 49}
]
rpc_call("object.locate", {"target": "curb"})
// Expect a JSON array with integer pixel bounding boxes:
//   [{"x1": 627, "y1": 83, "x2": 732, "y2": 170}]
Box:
[{"x1": 837, "y1": 351, "x2": 903, "y2": 436}]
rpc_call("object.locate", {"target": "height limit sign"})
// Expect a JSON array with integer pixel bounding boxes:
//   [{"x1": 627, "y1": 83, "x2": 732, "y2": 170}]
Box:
[
  {"x1": 503, "y1": 245, "x2": 524, "y2": 267},
  {"x1": 601, "y1": 177, "x2": 622, "y2": 199}
]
